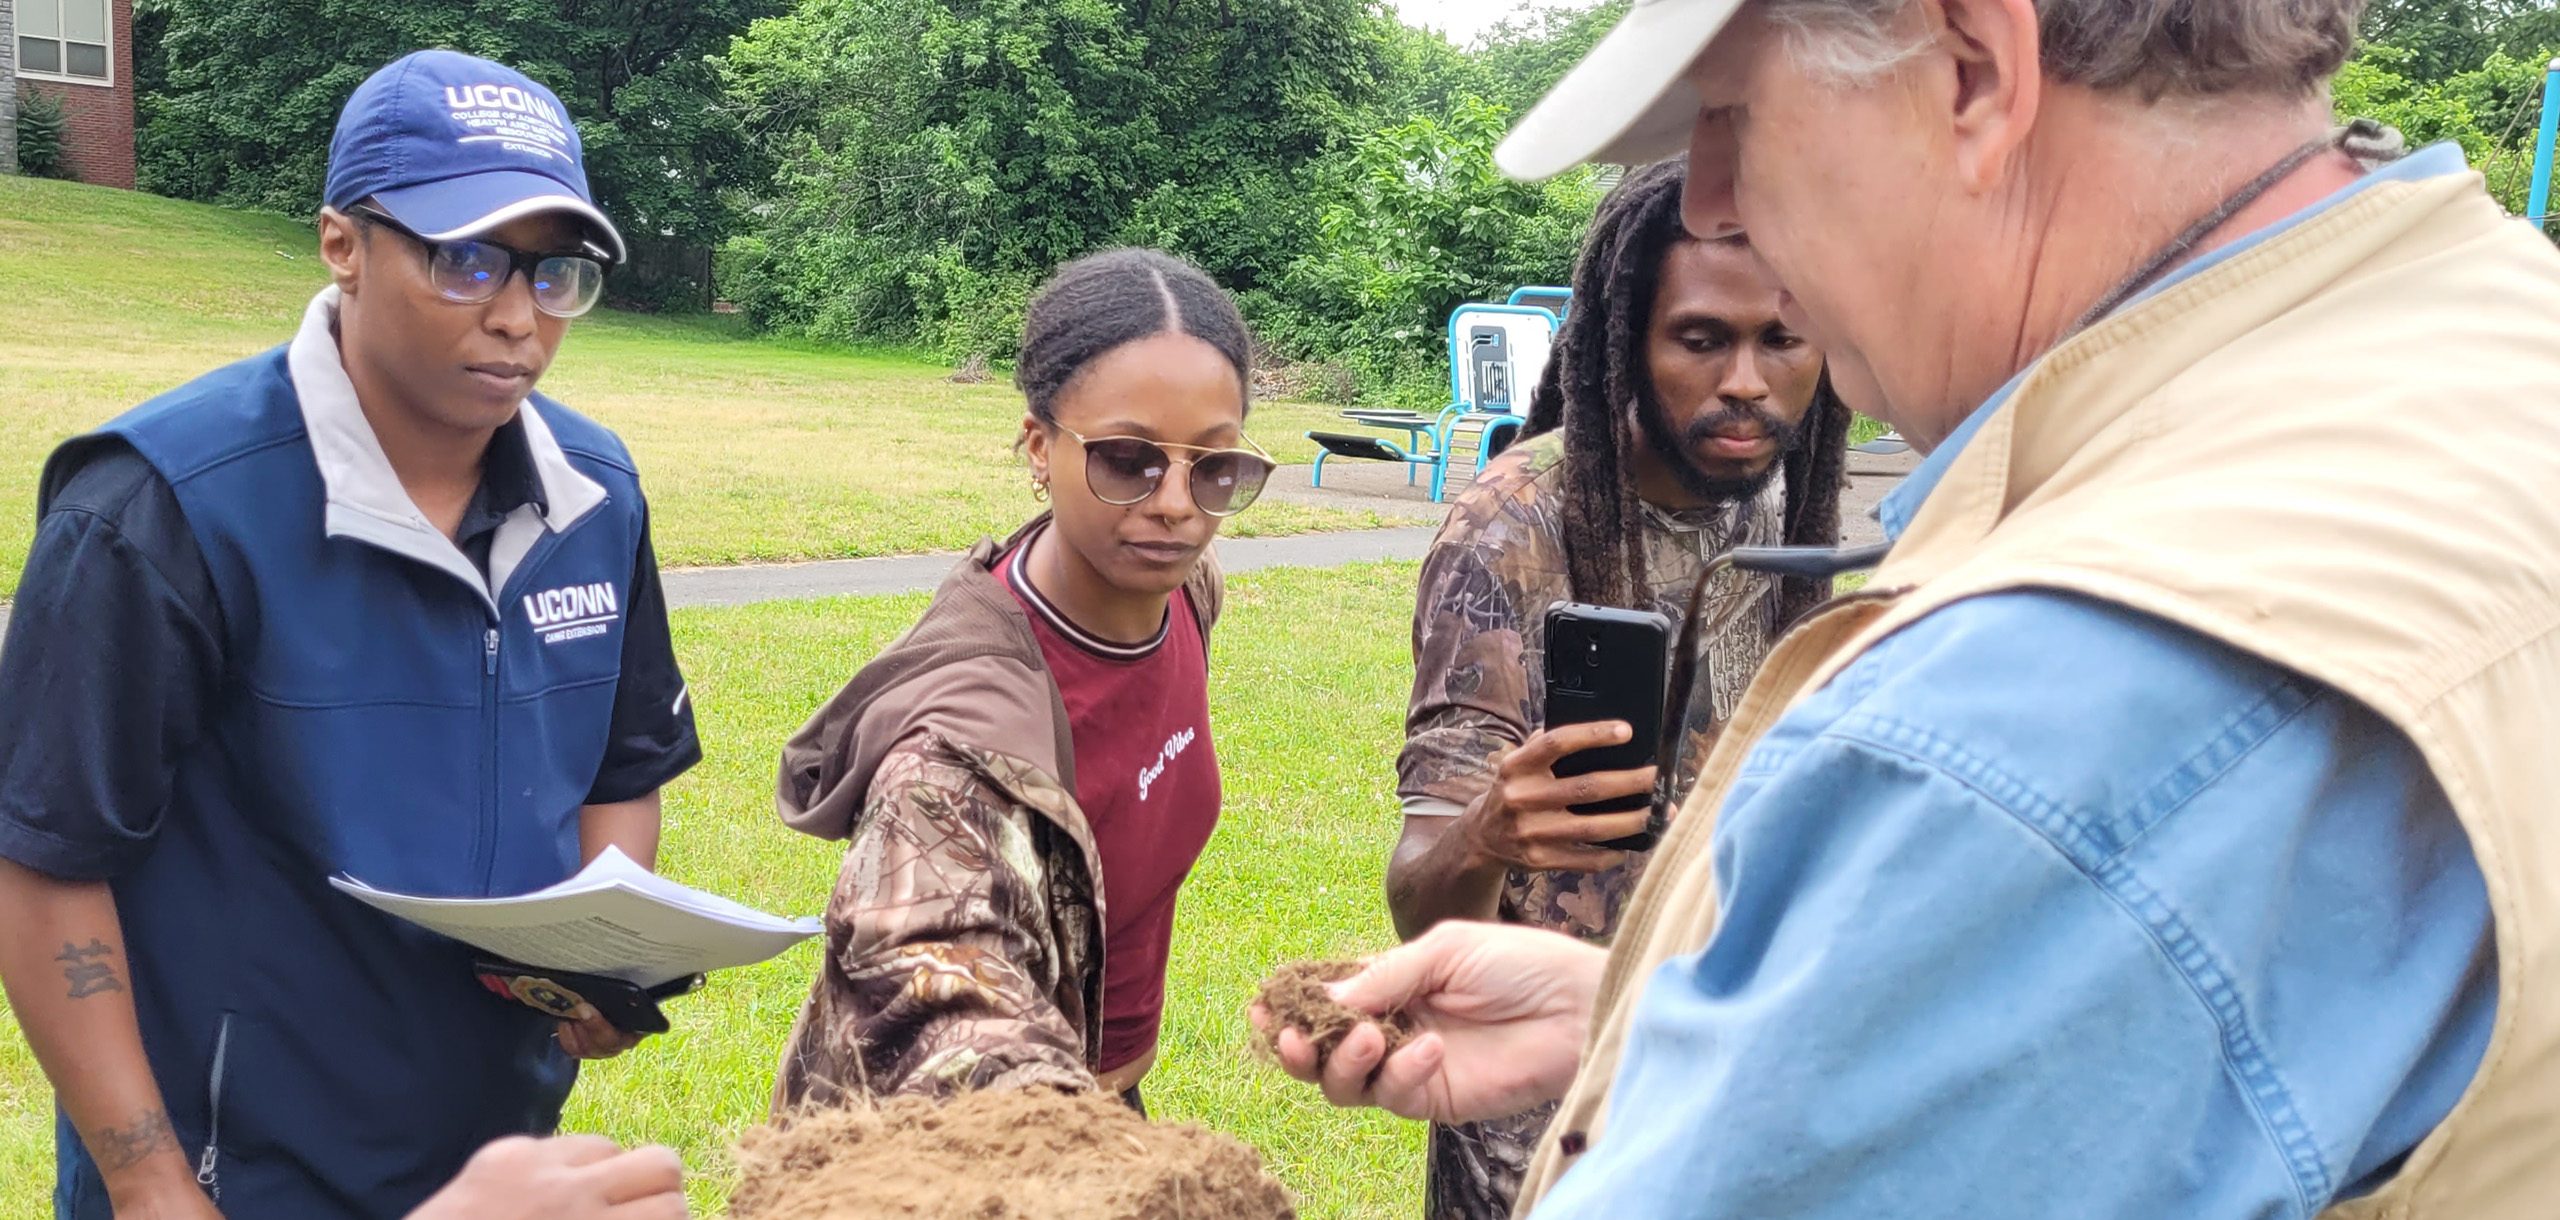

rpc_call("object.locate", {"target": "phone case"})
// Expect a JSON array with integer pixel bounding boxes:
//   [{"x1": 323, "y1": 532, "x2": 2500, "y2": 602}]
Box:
[
  {"x1": 1543, "y1": 602, "x2": 1671, "y2": 852},
  {"x1": 473, "y1": 959, "x2": 703, "y2": 1035}
]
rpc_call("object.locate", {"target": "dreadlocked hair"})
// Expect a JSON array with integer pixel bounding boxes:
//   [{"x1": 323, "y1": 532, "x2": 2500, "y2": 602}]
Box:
[
  {"x1": 1015, "y1": 248, "x2": 1253, "y2": 428},
  {"x1": 1522, "y1": 159, "x2": 1852, "y2": 627}
]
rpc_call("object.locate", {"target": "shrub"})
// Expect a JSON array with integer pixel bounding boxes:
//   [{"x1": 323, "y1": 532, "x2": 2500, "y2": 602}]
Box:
[{"x1": 16, "y1": 88, "x2": 67, "y2": 179}]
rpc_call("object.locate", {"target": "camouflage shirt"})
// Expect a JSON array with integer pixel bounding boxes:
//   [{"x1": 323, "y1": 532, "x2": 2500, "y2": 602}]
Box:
[
  {"x1": 775, "y1": 736, "x2": 1104, "y2": 1108},
  {"x1": 1398, "y1": 431, "x2": 1785, "y2": 1219},
  {"x1": 770, "y1": 525, "x2": 1222, "y2": 1112}
]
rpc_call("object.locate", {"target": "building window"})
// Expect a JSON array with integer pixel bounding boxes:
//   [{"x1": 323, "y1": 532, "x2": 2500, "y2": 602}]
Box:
[{"x1": 19, "y1": 0, "x2": 113, "y2": 85}]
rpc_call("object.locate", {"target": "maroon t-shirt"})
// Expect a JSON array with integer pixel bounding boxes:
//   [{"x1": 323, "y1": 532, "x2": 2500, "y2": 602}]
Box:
[{"x1": 999, "y1": 537, "x2": 1221, "y2": 1074}]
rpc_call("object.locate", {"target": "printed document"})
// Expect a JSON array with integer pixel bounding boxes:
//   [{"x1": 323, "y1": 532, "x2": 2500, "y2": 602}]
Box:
[{"x1": 331, "y1": 848, "x2": 820, "y2": 988}]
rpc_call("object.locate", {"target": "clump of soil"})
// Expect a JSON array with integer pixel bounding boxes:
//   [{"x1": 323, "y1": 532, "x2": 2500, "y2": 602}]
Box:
[
  {"x1": 730, "y1": 1089, "x2": 1295, "y2": 1220},
  {"x1": 1253, "y1": 960, "x2": 1415, "y2": 1066}
]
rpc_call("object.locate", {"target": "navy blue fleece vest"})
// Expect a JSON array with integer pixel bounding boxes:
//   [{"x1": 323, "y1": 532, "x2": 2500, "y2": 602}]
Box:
[{"x1": 66, "y1": 346, "x2": 644, "y2": 1217}]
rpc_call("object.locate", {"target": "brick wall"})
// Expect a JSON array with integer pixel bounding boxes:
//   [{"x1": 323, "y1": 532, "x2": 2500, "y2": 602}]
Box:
[
  {"x1": 16, "y1": 0, "x2": 135, "y2": 189},
  {"x1": 2, "y1": 0, "x2": 19, "y2": 175}
]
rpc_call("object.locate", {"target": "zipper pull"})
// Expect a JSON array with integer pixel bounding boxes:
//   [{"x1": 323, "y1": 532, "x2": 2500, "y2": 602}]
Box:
[
  {"x1": 196, "y1": 1142, "x2": 219, "y2": 1191},
  {"x1": 485, "y1": 628, "x2": 500, "y2": 676}
]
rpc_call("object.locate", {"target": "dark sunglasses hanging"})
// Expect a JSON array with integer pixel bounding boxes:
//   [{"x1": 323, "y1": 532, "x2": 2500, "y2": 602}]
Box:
[{"x1": 1647, "y1": 542, "x2": 1895, "y2": 832}]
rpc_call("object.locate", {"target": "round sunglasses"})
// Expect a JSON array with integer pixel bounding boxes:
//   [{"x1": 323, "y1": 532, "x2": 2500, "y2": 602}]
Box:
[
  {"x1": 350, "y1": 204, "x2": 610, "y2": 319},
  {"x1": 1055, "y1": 426, "x2": 1277, "y2": 518}
]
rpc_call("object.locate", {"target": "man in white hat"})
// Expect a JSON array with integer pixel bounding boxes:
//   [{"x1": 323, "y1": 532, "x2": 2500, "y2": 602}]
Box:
[{"x1": 1266, "y1": 2, "x2": 2560, "y2": 1215}]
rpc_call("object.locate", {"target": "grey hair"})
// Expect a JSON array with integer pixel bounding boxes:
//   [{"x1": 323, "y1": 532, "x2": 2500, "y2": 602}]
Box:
[{"x1": 1762, "y1": 0, "x2": 2369, "y2": 99}]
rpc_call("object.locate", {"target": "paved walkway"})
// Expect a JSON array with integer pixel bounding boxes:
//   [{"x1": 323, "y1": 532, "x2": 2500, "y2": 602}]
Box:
[
  {"x1": 1258, "y1": 463, "x2": 1454, "y2": 522},
  {"x1": 663, "y1": 526, "x2": 1439, "y2": 608},
  {"x1": 0, "y1": 450, "x2": 1914, "y2": 636},
  {"x1": 0, "y1": 527, "x2": 1441, "y2": 642},
  {"x1": 667, "y1": 448, "x2": 1909, "y2": 608},
  {"x1": 1263, "y1": 447, "x2": 1909, "y2": 544}
]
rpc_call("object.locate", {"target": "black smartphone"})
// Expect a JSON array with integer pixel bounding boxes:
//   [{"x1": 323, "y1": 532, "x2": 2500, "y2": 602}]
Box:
[{"x1": 1542, "y1": 602, "x2": 1671, "y2": 852}]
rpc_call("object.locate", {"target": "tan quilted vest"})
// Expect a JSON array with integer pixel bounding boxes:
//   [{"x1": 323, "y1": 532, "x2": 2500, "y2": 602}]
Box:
[{"x1": 1519, "y1": 171, "x2": 2560, "y2": 1217}]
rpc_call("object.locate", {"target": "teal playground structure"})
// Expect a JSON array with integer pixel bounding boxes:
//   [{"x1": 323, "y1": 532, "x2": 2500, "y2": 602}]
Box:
[
  {"x1": 1308, "y1": 292, "x2": 1568, "y2": 502},
  {"x1": 1506, "y1": 285, "x2": 1573, "y2": 319},
  {"x1": 2532, "y1": 56, "x2": 2558, "y2": 232}
]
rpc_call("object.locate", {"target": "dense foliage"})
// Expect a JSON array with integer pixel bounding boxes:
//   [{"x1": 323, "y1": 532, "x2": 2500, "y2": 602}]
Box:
[
  {"x1": 108, "y1": 0, "x2": 2558, "y2": 389},
  {"x1": 2341, "y1": 1, "x2": 2559, "y2": 219},
  {"x1": 716, "y1": 0, "x2": 1603, "y2": 400},
  {"x1": 718, "y1": 0, "x2": 1375, "y2": 361},
  {"x1": 134, "y1": 0, "x2": 780, "y2": 253},
  {"x1": 714, "y1": 0, "x2": 2556, "y2": 392},
  {"x1": 2363, "y1": 0, "x2": 2560, "y2": 81},
  {"x1": 1260, "y1": 96, "x2": 1597, "y2": 394},
  {"x1": 2336, "y1": 46, "x2": 2549, "y2": 213}
]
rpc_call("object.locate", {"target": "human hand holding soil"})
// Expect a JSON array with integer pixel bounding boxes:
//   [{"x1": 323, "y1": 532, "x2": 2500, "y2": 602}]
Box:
[{"x1": 1250, "y1": 922, "x2": 1607, "y2": 1124}]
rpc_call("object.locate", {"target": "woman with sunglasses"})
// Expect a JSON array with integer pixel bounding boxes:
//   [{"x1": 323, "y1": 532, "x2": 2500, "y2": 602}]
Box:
[{"x1": 770, "y1": 248, "x2": 1275, "y2": 1114}]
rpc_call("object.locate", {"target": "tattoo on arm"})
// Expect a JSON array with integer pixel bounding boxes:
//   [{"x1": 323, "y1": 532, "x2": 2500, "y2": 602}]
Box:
[
  {"x1": 57, "y1": 938, "x2": 124, "y2": 1000},
  {"x1": 89, "y1": 1108, "x2": 178, "y2": 1174}
]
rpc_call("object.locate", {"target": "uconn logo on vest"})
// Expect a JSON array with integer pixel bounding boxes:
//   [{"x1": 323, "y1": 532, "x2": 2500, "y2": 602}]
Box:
[{"x1": 523, "y1": 581, "x2": 620, "y2": 646}]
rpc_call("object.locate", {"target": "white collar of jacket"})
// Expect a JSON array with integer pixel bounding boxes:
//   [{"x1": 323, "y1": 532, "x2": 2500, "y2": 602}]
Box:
[{"x1": 287, "y1": 286, "x2": 607, "y2": 607}]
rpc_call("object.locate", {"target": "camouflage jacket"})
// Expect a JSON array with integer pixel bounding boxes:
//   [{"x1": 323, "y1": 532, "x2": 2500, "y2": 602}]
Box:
[
  {"x1": 770, "y1": 517, "x2": 1222, "y2": 1111},
  {"x1": 1399, "y1": 432, "x2": 1785, "y2": 1218}
]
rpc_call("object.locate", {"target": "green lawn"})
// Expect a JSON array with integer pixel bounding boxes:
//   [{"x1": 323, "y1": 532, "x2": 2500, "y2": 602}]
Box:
[
  {"x1": 0, "y1": 562, "x2": 1428, "y2": 1217},
  {"x1": 0, "y1": 176, "x2": 1390, "y2": 598}
]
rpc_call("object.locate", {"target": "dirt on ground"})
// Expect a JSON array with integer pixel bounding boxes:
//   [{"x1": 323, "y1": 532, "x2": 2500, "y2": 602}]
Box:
[
  {"x1": 729, "y1": 1089, "x2": 1296, "y2": 1220},
  {"x1": 1253, "y1": 960, "x2": 1415, "y2": 1066}
]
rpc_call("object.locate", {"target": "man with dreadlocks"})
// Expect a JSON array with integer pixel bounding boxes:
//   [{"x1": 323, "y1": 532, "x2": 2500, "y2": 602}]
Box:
[{"x1": 1383, "y1": 157, "x2": 1850, "y2": 1220}]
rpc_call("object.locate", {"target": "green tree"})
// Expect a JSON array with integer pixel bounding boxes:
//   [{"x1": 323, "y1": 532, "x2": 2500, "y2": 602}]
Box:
[
  {"x1": 722, "y1": 0, "x2": 1614, "y2": 384},
  {"x1": 2336, "y1": 40, "x2": 2555, "y2": 221},
  {"x1": 15, "y1": 88, "x2": 67, "y2": 179},
  {"x1": 2336, "y1": 44, "x2": 2496, "y2": 155},
  {"x1": 137, "y1": 0, "x2": 779, "y2": 248},
  {"x1": 1471, "y1": 0, "x2": 1627, "y2": 116},
  {"x1": 1271, "y1": 96, "x2": 1598, "y2": 400},
  {"x1": 720, "y1": 0, "x2": 1390, "y2": 358},
  {"x1": 1367, "y1": 18, "x2": 1495, "y2": 124},
  {"x1": 2364, "y1": 0, "x2": 2560, "y2": 80}
]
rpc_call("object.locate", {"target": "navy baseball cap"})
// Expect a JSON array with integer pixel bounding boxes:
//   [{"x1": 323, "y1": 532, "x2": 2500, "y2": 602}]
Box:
[{"x1": 324, "y1": 50, "x2": 625, "y2": 263}]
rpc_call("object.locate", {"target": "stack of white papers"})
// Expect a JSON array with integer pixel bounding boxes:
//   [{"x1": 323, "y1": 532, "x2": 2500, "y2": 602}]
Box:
[{"x1": 329, "y1": 848, "x2": 822, "y2": 988}]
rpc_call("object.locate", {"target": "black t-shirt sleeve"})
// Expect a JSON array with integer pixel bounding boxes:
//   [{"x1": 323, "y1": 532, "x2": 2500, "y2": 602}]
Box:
[
  {"x1": 0, "y1": 443, "x2": 225, "y2": 880},
  {"x1": 583, "y1": 505, "x2": 701, "y2": 805}
]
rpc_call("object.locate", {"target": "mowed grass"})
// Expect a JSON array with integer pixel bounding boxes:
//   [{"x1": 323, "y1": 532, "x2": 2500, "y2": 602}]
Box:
[
  {"x1": 0, "y1": 176, "x2": 1390, "y2": 597},
  {"x1": 0, "y1": 562, "x2": 1428, "y2": 1217}
]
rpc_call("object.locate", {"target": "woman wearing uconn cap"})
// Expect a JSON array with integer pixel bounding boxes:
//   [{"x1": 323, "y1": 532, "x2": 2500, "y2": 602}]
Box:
[{"x1": 0, "y1": 50, "x2": 699, "y2": 1218}]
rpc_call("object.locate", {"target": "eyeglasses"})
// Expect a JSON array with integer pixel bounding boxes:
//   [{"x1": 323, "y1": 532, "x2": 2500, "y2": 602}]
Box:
[
  {"x1": 1054, "y1": 426, "x2": 1277, "y2": 518},
  {"x1": 349, "y1": 204, "x2": 609, "y2": 319}
]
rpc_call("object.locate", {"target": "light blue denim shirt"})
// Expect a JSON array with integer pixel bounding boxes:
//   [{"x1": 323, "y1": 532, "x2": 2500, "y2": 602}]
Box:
[{"x1": 1536, "y1": 145, "x2": 2495, "y2": 1218}]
